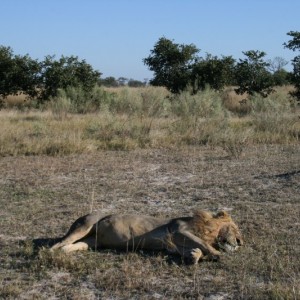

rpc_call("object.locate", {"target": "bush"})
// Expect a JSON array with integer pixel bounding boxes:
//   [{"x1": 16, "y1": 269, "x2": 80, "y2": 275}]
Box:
[
  {"x1": 171, "y1": 87, "x2": 225, "y2": 118},
  {"x1": 250, "y1": 90, "x2": 293, "y2": 114},
  {"x1": 49, "y1": 86, "x2": 116, "y2": 114},
  {"x1": 235, "y1": 50, "x2": 274, "y2": 97},
  {"x1": 103, "y1": 86, "x2": 169, "y2": 117},
  {"x1": 250, "y1": 92, "x2": 298, "y2": 143},
  {"x1": 40, "y1": 55, "x2": 101, "y2": 101},
  {"x1": 49, "y1": 93, "x2": 71, "y2": 120}
]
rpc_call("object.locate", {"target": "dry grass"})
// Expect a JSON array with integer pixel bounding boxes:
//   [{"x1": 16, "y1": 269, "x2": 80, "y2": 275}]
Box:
[
  {"x1": 0, "y1": 146, "x2": 299, "y2": 299},
  {"x1": 0, "y1": 86, "x2": 299, "y2": 298},
  {"x1": 0, "y1": 93, "x2": 299, "y2": 157}
]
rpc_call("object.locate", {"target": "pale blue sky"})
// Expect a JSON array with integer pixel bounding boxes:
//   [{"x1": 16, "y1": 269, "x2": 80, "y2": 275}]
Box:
[{"x1": 1, "y1": 0, "x2": 299, "y2": 80}]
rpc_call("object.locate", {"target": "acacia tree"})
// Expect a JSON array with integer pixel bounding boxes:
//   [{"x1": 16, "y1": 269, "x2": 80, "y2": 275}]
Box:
[
  {"x1": 143, "y1": 37, "x2": 199, "y2": 93},
  {"x1": 234, "y1": 50, "x2": 274, "y2": 97},
  {"x1": 284, "y1": 31, "x2": 300, "y2": 101}
]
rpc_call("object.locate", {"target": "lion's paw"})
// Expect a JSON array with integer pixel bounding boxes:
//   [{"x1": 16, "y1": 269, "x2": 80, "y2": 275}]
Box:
[{"x1": 191, "y1": 248, "x2": 203, "y2": 264}]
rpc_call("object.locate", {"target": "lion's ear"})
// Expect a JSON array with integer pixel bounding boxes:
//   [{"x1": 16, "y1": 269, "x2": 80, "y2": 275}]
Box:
[{"x1": 215, "y1": 211, "x2": 230, "y2": 218}]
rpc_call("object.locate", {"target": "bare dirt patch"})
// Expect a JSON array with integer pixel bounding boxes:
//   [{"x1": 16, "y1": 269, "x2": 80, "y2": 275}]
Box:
[{"x1": 0, "y1": 145, "x2": 299, "y2": 299}]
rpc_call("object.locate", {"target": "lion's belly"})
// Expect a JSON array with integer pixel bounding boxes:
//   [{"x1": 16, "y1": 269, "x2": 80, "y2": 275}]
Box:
[{"x1": 95, "y1": 214, "x2": 169, "y2": 250}]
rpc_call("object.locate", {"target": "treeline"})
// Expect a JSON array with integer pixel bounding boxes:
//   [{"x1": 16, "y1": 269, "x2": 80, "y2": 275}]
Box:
[
  {"x1": 143, "y1": 31, "x2": 300, "y2": 100},
  {"x1": 0, "y1": 45, "x2": 149, "y2": 107},
  {"x1": 0, "y1": 31, "x2": 299, "y2": 108},
  {"x1": 99, "y1": 77, "x2": 147, "y2": 88},
  {"x1": 0, "y1": 48, "x2": 102, "y2": 102}
]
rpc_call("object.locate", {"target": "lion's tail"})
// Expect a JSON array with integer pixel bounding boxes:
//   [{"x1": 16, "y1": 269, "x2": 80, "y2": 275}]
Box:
[{"x1": 51, "y1": 211, "x2": 105, "y2": 250}]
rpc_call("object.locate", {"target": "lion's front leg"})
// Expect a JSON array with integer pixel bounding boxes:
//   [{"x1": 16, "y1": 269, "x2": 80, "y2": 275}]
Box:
[
  {"x1": 190, "y1": 248, "x2": 204, "y2": 264},
  {"x1": 171, "y1": 230, "x2": 221, "y2": 263},
  {"x1": 169, "y1": 245, "x2": 203, "y2": 264}
]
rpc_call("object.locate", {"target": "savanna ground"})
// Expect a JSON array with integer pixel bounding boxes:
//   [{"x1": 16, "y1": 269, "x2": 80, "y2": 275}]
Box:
[{"x1": 0, "y1": 87, "x2": 299, "y2": 299}]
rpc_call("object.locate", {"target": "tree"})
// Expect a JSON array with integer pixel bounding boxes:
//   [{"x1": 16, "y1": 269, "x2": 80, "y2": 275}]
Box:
[
  {"x1": 284, "y1": 31, "x2": 300, "y2": 101},
  {"x1": 143, "y1": 37, "x2": 199, "y2": 93},
  {"x1": 272, "y1": 69, "x2": 291, "y2": 86},
  {"x1": 117, "y1": 77, "x2": 128, "y2": 86},
  {"x1": 191, "y1": 54, "x2": 235, "y2": 92},
  {"x1": 128, "y1": 79, "x2": 145, "y2": 87},
  {"x1": 283, "y1": 31, "x2": 300, "y2": 51},
  {"x1": 266, "y1": 57, "x2": 290, "y2": 86},
  {"x1": 99, "y1": 76, "x2": 119, "y2": 87},
  {"x1": 40, "y1": 55, "x2": 101, "y2": 101},
  {"x1": 0, "y1": 46, "x2": 40, "y2": 100},
  {"x1": 234, "y1": 50, "x2": 274, "y2": 97},
  {"x1": 267, "y1": 56, "x2": 288, "y2": 73}
]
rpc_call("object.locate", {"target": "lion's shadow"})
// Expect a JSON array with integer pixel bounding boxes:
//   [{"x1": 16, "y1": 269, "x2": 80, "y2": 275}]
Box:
[
  {"x1": 27, "y1": 238, "x2": 188, "y2": 265},
  {"x1": 31, "y1": 237, "x2": 60, "y2": 251}
]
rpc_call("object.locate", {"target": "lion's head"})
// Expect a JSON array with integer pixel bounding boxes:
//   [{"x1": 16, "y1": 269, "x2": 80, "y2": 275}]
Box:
[
  {"x1": 213, "y1": 211, "x2": 243, "y2": 252},
  {"x1": 191, "y1": 210, "x2": 244, "y2": 252}
]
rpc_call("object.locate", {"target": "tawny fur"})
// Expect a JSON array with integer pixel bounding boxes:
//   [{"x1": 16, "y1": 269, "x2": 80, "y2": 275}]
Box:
[{"x1": 51, "y1": 209, "x2": 243, "y2": 264}]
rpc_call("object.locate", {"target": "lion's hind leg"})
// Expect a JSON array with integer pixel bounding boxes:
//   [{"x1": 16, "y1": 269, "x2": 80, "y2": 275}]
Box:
[
  {"x1": 60, "y1": 235, "x2": 98, "y2": 253},
  {"x1": 61, "y1": 242, "x2": 89, "y2": 253},
  {"x1": 51, "y1": 212, "x2": 104, "y2": 251},
  {"x1": 51, "y1": 224, "x2": 93, "y2": 251}
]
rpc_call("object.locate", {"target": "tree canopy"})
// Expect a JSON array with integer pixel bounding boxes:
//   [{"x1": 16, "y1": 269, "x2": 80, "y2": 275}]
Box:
[
  {"x1": 234, "y1": 50, "x2": 274, "y2": 97},
  {"x1": 0, "y1": 46, "x2": 101, "y2": 104},
  {"x1": 284, "y1": 31, "x2": 300, "y2": 100},
  {"x1": 0, "y1": 46, "x2": 40, "y2": 99},
  {"x1": 143, "y1": 37, "x2": 287, "y2": 96},
  {"x1": 143, "y1": 37, "x2": 199, "y2": 93}
]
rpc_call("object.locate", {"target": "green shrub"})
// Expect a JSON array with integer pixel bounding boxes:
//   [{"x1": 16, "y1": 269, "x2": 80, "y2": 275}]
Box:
[
  {"x1": 49, "y1": 91, "x2": 71, "y2": 119},
  {"x1": 49, "y1": 86, "x2": 116, "y2": 114},
  {"x1": 171, "y1": 87, "x2": 225, "y2": 118},
  {"x1": 250, "y1": 92, "x2": 298, "y2": 143},
  {"x1": 250, "y1": 91, "x2": 293, "y2": 114}
]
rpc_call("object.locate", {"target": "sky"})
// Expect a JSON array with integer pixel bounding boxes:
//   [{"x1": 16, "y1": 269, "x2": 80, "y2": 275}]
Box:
[{"x1": 1, "y1": 0, "x2": 299, "y2": 81}]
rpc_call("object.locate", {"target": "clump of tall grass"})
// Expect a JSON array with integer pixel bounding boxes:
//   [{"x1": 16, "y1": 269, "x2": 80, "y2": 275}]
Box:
[
  {"x1": 49, "y1": 86, "x2": 116, "y2": 115},
  {"x1": 221, "y1": 87, "x2": 251, "y2": 116},
  {"x1": 171, "y1": 87, "x2": 225, "y2": 118},
  {"x1": 103, "y1": 86, "x2": 169, "y2": 116},
  {"x1": 250, "y1": 91, "x2": 299, "y2": 143},
  {"x1": 84, "y1": 114, "x2": 153, "y2": 150},
  {"x1": 49, "y1": 91, "x2": 71, "y2": 120},
  {"x1": 48, "y1": 86, "x2": 170, "y2": 117}
]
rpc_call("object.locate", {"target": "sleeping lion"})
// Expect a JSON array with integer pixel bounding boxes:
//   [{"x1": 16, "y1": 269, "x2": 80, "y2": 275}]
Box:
[{"x1": 51, "y1": 210, "x2": 243, "y2": 264}]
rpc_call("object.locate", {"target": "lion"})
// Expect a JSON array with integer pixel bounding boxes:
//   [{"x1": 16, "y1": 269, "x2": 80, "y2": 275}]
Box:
[{"x1": 51, "y1": 210, "x2": 243, "y2": 264}]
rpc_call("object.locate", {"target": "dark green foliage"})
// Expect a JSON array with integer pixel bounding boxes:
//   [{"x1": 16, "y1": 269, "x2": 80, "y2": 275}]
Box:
[
  {"x1": 40, "y1": 55, "x2": 101, "y2": 101},
  {"x1": 128, "y1": 79, "x2": 145, "y2": 87},
  {"x1": 284, "y1": 31, "x2": 300, "y2": 101},
  {"x1": 100, "y1": 76, "x2": 119, "y2": 87},
  {"x1": 289, "y1": 56, "x2": 300, "y2": 100},
  {"x1": 0, "y1": 46, "x2": 40, "y2": 100},
  {"x1": 0, "y1": 46, "x2": 101, "y2": 106},
  {"x1": 57, "y1": 86, "x2": 115, "y2": 114},
  {"x1": 272, "y1": 69, "x2": 292, "y2": 86},
  {"x1": 143, "y1": 37, "x2": 199, "y2": 93},
  {"x1": 283, "y1": 31, "x2": 300, "y2": 52},
  {"x1": 191, "y1": 54, "x2": 235, "y2": 92},
  {"x1": 267, "y1": 57, "x2": 291, "y2": 86},
  {"x1": 234, "y1": 50, "x2": 274, "y2": 97},
  {"x1": 117, "y1": 77, "x2": 128, "y2": 86},
  {"x1": 143, "y1": 37, "x2": 236, "y2": 94}
]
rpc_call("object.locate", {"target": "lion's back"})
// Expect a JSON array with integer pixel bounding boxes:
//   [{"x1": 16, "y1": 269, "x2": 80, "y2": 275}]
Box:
[{"x1": 95, "y1": 214, "x2": 169, "y2": 248}]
